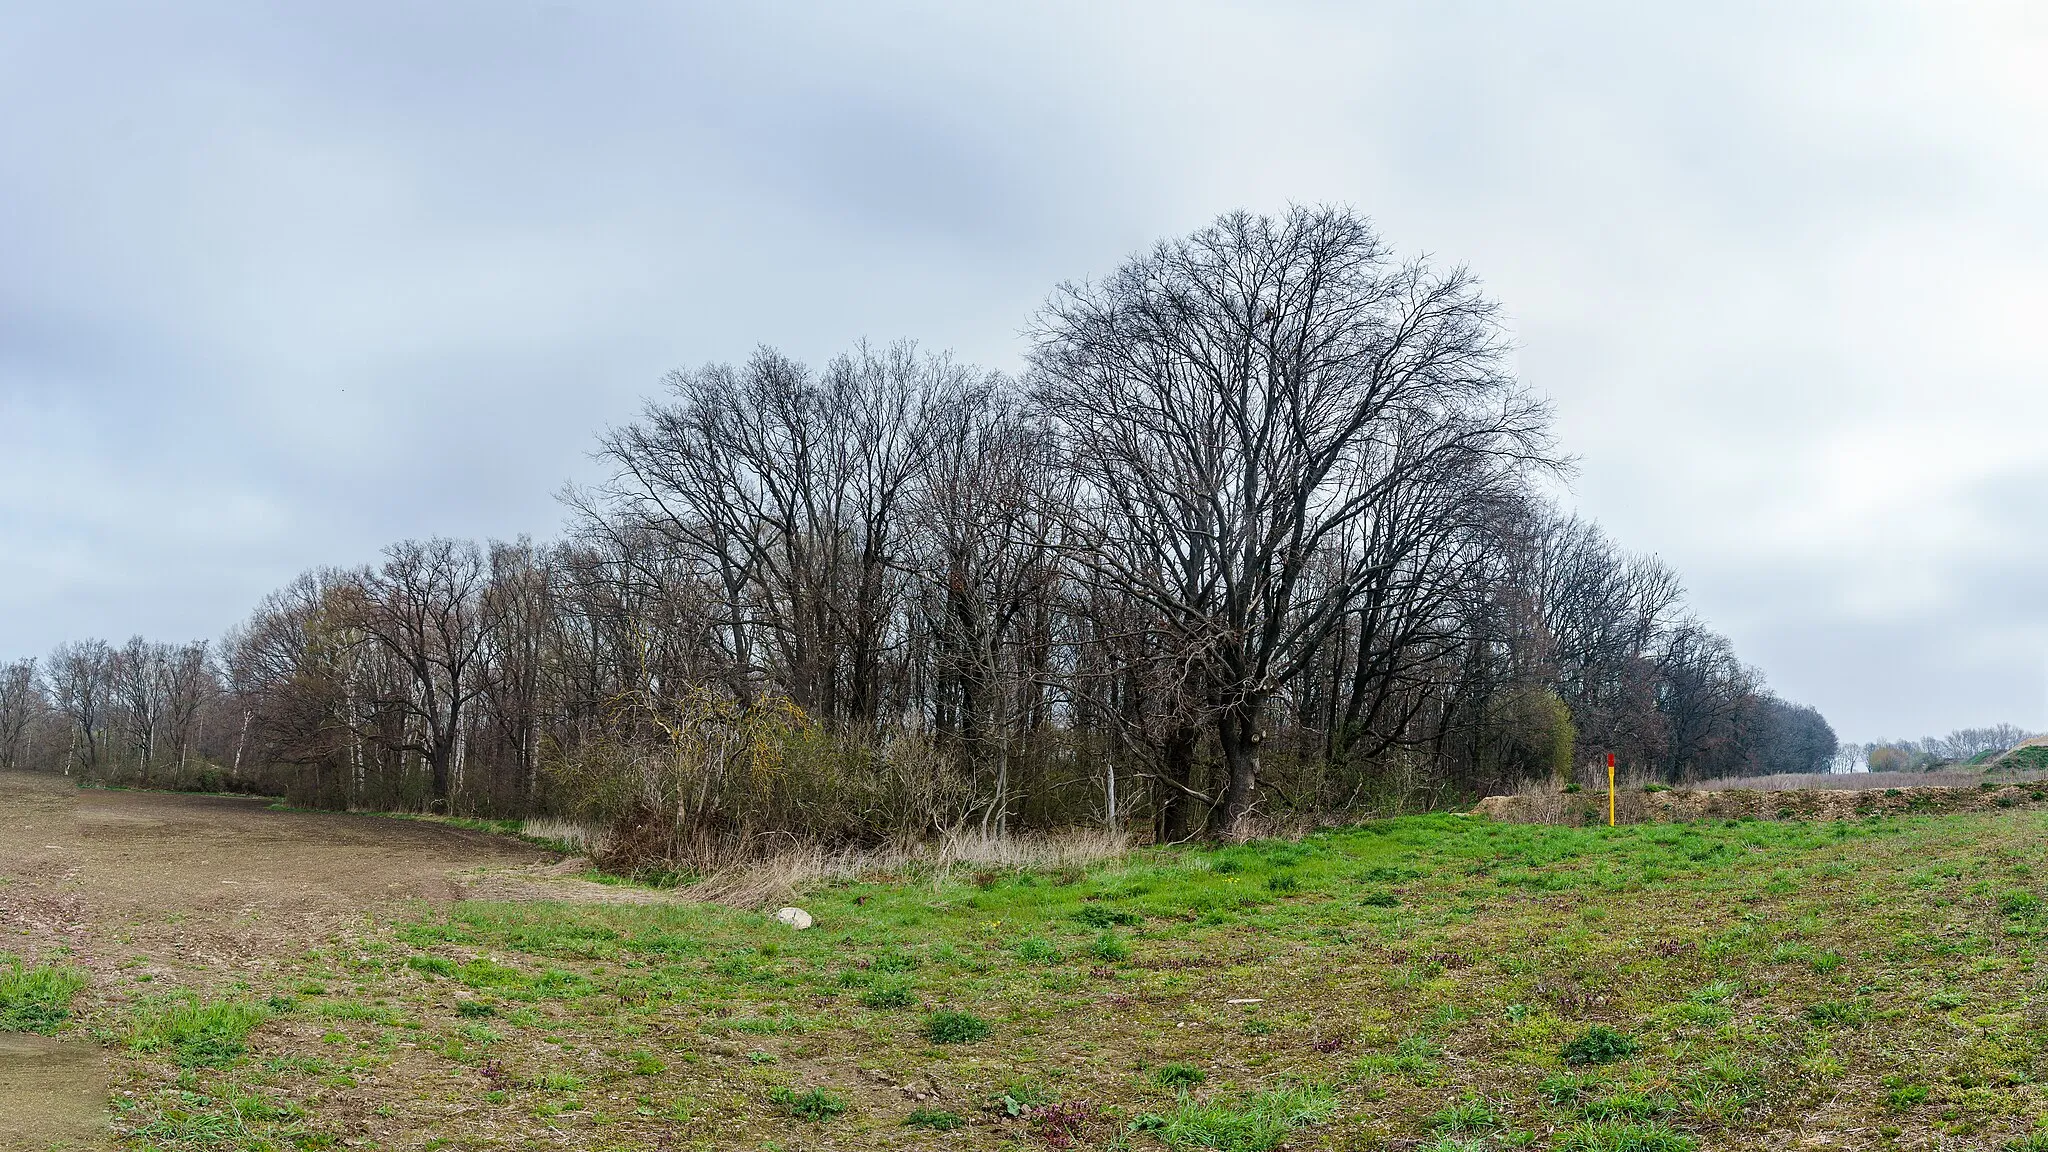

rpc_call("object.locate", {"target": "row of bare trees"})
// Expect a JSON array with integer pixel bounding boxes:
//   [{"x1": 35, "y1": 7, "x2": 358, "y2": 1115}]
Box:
[{"x1": 1, "y1": 208, "x2": 1834, "y2": 854}]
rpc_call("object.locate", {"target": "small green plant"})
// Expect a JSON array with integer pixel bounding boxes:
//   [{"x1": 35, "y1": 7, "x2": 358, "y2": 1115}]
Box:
[
  {"x1": 1351, "y1": 1035, "x2": 1443, "y2": 1082},
  {"x1": 1072, "y1": 906, "x2": 1142, "y2": 928},
  {"x1": 768, "y1": 1085, "x2": 848, "y2": 1122},
  {"x1": 0, "y1": 962, "x2": 88, "y2": 1034},
  {"x1": 1153, "y1": 1062, "x2": 1206, "y2": 1089},
  {"x1": 1999, "y1": 889, "x2": 2042, "y2": 917},
  {"x1": 1015, "y1": 938, "x2": 1059, "y2": 964},
  {"x1": 1266, "y1": 872, "x2": 1301, "y2": 894},
  {"x1": 1802, "y1": 1001, "x2": 1865, "y2": 1028},
  {"x1": 861, "y1": 983, "x2": 916, "y2": 1010},
  {"x1": 1884, "y1": 1083, "x2": 1929, "y2": 1110},
  {"x1": 1642, "y1": 783, "x2": 1670, "y2": 793},
  {"x1": 922, "y1": 1010, "x2": 992, "y2": 1044},
  {"x1": 407, "y1": 954, "x2": 455, "y2": 977},
  {"x1": 455, "y1": 999, "x2": 495, "y2": 1017},
  {"x1": 1360, "y1": 891, "x2": 1399, "y2": 907},
  {"x1": 1428, "y1": 1096, "x2": 1501, "y2": 1133},
  {"x1": 1560, "y1": 1025, "x2": 1639, "y2": 1066},
  {"x1": 904, "y1": 1106, "x2": 966, "y2": 1130},
  {"x1": 1091, "y1": 932, "x2": 1131, "y2": 962},
  {"x1": 1539, "y1": 1071, "x2": 1604, "y2": 1103},
  {"x1": 1564, "y1": 783, "x2": 1583, "y2": 794},
  {"x1": 1580, "y1": 1090, "x2": 1675, "y2": 1120}
]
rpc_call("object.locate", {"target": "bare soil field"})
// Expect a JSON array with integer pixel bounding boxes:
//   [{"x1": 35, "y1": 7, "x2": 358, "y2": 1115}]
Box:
[{"x1": 0, "y1": 772, "x2": 598, "y2": 1149}]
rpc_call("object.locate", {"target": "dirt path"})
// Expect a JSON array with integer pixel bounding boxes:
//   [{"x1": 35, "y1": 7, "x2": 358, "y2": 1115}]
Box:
[{"x1": 0, "y1": 772, "x2": 607, "y2": 1149}]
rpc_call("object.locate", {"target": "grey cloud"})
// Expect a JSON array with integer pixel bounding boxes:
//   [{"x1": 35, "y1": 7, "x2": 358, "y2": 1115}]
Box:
[{"x1": 3, "y1": 1, "x2": 2044, "y2": 741}]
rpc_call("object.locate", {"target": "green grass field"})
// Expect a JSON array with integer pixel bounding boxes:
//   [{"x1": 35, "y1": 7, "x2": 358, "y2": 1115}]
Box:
[{"x1": 94, "y1": 810, "x2": 2048, "y2": 1150}]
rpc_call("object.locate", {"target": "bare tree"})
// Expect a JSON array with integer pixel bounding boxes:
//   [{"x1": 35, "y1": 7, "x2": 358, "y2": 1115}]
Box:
[
  {"x1": 1031, "y1": 206, "x2": 1555, "y2": 833},
  {"x1": 346, "y1": 538, "x2": 501, "y2": 806},
  {"x1": 48, "y1": 640, "x2": 114, "y2": 777},
  {"x1": 0, "y1": 658, "x2": 43, "y2": 771}
]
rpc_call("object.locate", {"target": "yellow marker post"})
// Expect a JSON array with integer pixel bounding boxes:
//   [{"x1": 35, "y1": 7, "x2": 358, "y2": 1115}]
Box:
[{"x1": 1606, "y1": 752, "x2": 1616, "y2": 827}]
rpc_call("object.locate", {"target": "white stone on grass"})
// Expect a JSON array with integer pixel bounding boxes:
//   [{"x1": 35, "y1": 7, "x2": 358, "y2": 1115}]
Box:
[{"x1": 774, "y1": 906, "x2": 813, "y2": 930}]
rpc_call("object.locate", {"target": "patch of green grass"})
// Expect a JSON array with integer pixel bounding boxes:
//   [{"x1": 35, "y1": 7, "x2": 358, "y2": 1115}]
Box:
[
  {"x1": 922, "y1": 1010, "x2": 992, "y2": 1044},
  {"x1": 1073, "y1": 905, "x2": 1142, "y2": 928},
  {"x1": 1561, "y1": 1025, "x2": 1639, "y2": 1065},
  {"x1": 1134, "y1": 1082, "x2": 1336, "y2": 1152},
  {"x1": 1091, "y1": 931, "x2": 1131, "y2": 962},
  {"x1": 861, "y1": 982, "x2": 916, "y2": 1009},
  {"x1": 1153, "y1": 1062, "x2": 1206, "y2": 1089},
  {"x1": 129, "y1": 997, "x2": 270, "y2": 1067},
  {"x1": 1802, "y1": 1000, "x2": 1866, "y2": 1028},
  {"x1": 0, "y1": 961, "x2": 88, "y2": 1033},
  {"x1": 1553, "y1": 1120, "x2": 1697, "y2": 1151},
  {"x1": 1352, "y1": 1035, "x2": 1444, "y2": 1082},
  {"x1": 904, "y1": 1106, "x2": 966, "y2": 1130},
  {"x1": 1428, "y1": 1096, "x2": 1501, "y2": 1133},
  {"x1": 768, "y1": 1085, "x2": 847, "y2": 1122}
]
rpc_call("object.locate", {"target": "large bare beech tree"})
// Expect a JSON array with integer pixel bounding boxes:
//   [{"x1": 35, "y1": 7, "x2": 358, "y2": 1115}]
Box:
[{"x1": 1030, "y1": 206, "x2": 1556, "y2": 834}]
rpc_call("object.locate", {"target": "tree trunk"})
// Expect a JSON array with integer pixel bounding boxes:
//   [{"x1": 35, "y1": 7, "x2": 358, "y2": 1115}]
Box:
[
  {"x1": 1155, "y1": 724, "x2": 1201, "y2": 843},
  {"x1": 1214, "y1": 701, "x2": 1263, "y2": 836}
]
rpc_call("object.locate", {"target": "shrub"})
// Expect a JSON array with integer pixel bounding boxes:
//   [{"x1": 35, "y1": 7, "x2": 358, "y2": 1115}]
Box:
[
  {"x1": 904, "y1": 1107, "x2": 965, "y2": 1130},
  {"x1": 1560, "y1": 1025, "x2": 1639, "y2": 1066},
  {"x1": 1153, "y1": 1062, "x2": 1206, "y2": 1089},
  {"x1": 0, "y1": 962, "x2": 89, "y2": 1034},
  {"x1": 923, "y1": 1010, "x2": 992, "y2": 1044},
  {"x1": 768, "y1": 1085, "x2": 847, "y2": 1122}
]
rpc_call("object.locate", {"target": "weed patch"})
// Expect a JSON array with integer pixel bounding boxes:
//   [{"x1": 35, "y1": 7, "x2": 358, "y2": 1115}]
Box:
[
  {"x1": 1134, "y1": 1082, "x2": 1336, "y2": 1152},
  {"x1": 0, "y1": 961, "x2": 87, "y2": 1033}
]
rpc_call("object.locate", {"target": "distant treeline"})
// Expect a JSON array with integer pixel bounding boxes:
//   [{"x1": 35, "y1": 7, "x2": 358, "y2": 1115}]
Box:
[
  {"x1": 1844, "y1": 726, "x2": 2041, "y2": 773},
  {"x1": 0, "y1": 208, "x2": 1835, "y2": 855}
]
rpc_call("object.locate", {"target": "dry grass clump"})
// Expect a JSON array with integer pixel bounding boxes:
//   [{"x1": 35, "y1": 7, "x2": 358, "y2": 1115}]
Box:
[
  {"x1": 519, "y1": 817, "x2": 598, "y2": 852},
  {"x1": 684, "y1": 826, "x2": 1133, "y2": 909}
]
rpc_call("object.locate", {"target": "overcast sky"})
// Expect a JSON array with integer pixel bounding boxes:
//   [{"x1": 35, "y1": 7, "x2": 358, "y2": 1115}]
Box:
[{"x1": 2, "y1": 2, "x2": 2044, "y2": 743}]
